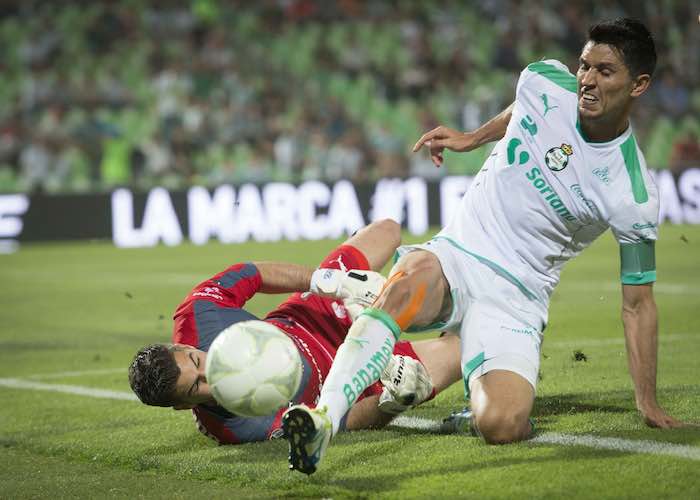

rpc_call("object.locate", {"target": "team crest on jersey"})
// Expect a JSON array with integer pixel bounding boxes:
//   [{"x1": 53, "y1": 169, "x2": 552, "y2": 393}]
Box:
[{"x1": 545, "y1": 143, "x2": 573, "y2": 172}]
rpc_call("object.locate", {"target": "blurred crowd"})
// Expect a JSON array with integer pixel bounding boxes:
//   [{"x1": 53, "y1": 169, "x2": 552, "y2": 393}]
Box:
[{"x1": 1, "y1": 0, "x2": 698, "y2": 193}]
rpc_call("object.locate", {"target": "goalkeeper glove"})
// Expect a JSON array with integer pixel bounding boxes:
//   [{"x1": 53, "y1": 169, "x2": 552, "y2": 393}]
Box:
[
  {"x1": 378, "y1": 354, "x2": 434, "y2": 415},
  {"x1": 309, "y1": 268, "x2": 385, "y2": 309}
]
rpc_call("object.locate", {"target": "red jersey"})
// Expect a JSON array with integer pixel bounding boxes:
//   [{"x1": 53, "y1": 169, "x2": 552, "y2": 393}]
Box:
[{"x1": 172, "y1": 244, "x2": 423, "y2": 445}]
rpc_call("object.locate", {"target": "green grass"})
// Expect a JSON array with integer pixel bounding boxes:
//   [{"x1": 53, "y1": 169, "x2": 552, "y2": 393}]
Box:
[{"x1": 1, "y1": 225, "x2": 699, "y2": 498}]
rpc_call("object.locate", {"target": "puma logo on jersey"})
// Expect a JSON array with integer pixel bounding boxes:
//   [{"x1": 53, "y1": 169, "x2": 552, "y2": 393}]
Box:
[
  {"x1": 540, "y1": 93, "x2": 559, "y2": 116},
  {"x1": 329, "y1": 255, "x2": 348, "y2": 272}
]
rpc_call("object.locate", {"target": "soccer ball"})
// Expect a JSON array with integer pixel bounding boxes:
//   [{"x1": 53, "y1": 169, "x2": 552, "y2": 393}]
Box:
[{"x1": 205, "y1": 320, "x2": 303, "y2": 417}]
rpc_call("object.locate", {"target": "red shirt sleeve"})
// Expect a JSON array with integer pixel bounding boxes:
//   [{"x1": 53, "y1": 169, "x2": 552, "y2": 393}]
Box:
[
  {"x1": 192, "y1": 405, "x2": 285, "y2": 445},
  {"x1": 194, "y1": 262, "x2": 262, "y2": 308},
  {"x1": 173, "y1": 263, "x2": 263, "y2": 346}
]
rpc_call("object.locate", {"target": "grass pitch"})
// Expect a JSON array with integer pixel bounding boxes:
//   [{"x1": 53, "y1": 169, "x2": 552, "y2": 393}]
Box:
[{"x1": 1, "y1": 225, "x2": 699, "y2": 498}]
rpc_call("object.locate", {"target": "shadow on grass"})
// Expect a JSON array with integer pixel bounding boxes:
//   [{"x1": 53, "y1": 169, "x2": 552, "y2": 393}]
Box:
[
  {"x1": 534, "y1": 385, "x2": 699, "y2": 420},
  {"x1": 533, "y1": 392, "x2": 632, "y2": 418},
  {"x1": 210, "y1": 430, "x2": 408, "y2": 467},
  {"x1": 211, "y1": 439, "x2": 288, "y2": 465},
  {"x1": 381, "y1": 387, "x2": 697, "y2": 436},
  {"x1": 323, "y1": 445, "x2": 629, "y2": 494}
]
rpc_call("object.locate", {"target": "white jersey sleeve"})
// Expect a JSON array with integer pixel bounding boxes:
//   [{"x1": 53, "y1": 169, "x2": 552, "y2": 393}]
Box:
[
  {"x1": 516, "y1": 59, "x2": 574, "y2": 98},
  {"x1": 607, "y1": 136, "x2": 659, "y2": 284}
]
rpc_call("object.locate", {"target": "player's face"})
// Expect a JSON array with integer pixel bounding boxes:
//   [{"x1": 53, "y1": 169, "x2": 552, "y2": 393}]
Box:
[
  {"x1": 172, "y1": 347, "x2": 213, "y2": 409},
  {"x1": 576, "y1": 42, "x2": 635, "y2": 122}
]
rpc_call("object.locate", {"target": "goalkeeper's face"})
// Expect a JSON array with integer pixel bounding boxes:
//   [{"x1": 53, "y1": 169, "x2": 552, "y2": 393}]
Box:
[{"x1": 172, "y1": 347, "x2": 214, "y2": 409}]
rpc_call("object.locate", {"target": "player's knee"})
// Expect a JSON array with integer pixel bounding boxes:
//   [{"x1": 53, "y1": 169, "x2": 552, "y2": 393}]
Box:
[
  {"x1": 375, "y1": 272, "x2": 413, "y2": 311},
  {"x1": 376, "y1": 251, "x2": 445, "y2": 317},
  {"x1": 395, "y1": 250, "x2": 442, "y2": 280},
  {"x1": 381, "y1": 254, "x2": 433, "y2": 300},
  {"x1": 474, "y1": 408, "x2": 530, "y2": 445},
  {"x1": 370, "y1": 218, "x2": 401, "y2": 249}
]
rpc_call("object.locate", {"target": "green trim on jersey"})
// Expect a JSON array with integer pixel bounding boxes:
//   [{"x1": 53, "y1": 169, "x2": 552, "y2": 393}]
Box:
[
  {"x1": 462, "y1": 352, "x2": 485, "y2": 399},
  {"x1": 620, "y1": 135, "x2": 649, "y2": 203},
  {"x1": 575, "y1": 118, "x2": 609, "y2": 144},
  {"x1": 527, "y1": 61, "x2": 577, "y2": 93},
  {"x1": 433, "y1": 236, "x2": 540, "y2": 302},
  {"x1": 620, "y1": 241, "x2": 656, "y2": 285},
  {"x1": 360, "y1": 308, "x2": 402, "y2": 341},
  {"x1": 406, "y1": 320, "x2": 446, "y2": 333},
  {"x1": 575, "y1": 118, "x2": 586, "y2": 140}
]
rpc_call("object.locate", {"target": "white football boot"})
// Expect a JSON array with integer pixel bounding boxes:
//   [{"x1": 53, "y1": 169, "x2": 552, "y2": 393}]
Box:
[
  {"x1": 282, "y1": 404, "x2": 332, "y2": 475},
  {"x1": 439, "y1": 408, "x2": 480, "y2": 436}
]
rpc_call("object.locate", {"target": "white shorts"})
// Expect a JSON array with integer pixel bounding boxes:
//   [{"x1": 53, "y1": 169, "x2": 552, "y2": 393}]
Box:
[{"x1": 396, "y1": 236, "x2": 547, "y2": 396}]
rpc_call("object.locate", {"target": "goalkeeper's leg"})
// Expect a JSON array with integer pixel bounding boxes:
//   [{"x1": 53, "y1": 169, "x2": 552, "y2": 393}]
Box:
[{"x1": 318, "y1": 250, "x2": 451, "y2": 434}]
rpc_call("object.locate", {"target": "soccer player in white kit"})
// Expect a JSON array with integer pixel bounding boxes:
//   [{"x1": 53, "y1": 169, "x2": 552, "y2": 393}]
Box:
[{"x1": 282, "y1": 18, "x2": 687, "y2": 474}]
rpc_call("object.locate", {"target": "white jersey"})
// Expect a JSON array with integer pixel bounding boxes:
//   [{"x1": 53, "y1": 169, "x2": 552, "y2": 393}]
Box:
[{"x1": 440, "y1": 59, "x2": 659, "y2": 312}]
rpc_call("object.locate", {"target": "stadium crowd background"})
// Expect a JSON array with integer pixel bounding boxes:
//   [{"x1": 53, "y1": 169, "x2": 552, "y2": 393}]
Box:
[{"x1": 1, "y1": 0, "x2": 698, "y2": 194}]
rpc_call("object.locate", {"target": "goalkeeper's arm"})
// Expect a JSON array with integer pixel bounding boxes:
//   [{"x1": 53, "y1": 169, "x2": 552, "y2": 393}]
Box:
[
  {"x1": 221, "y1": 261, "x2": 383, "y2": 305},
  {"x1": 253, "y1": 262, "x2": 315, "y2": 294},
  {"x1": 255, "y1": 219, "x2": 400, "y2": 301}
]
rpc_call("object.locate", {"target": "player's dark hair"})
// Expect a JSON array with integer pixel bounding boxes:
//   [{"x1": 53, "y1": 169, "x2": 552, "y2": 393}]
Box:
[
  {"x1": 587, "y1": 18, "x2": 656, "y2": 77},
  {"x1": 128, "y1": 344, "x2": 184, "y2": 407}
]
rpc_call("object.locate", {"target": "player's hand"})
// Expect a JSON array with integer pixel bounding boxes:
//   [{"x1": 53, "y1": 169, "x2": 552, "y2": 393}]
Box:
[
  {"x1": 310, "y1": 268, "x2": 385, "y2": 308},
  {"x1": 638, "y1": 403, "x2": 686, "y2": 429},
  {"x1": 412, "y1": 126, "x2": 479, "y2": 167},
  {"x1": 378, "y1": 355, "x2": 433, "y2": 415}
]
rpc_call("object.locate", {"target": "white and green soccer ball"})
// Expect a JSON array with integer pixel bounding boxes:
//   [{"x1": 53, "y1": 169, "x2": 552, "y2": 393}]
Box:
[{"x1": 205, "y1": 320, "x2": 303, "y2": 417}]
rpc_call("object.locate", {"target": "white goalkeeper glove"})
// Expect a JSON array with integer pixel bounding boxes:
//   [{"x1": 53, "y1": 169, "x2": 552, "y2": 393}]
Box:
[
  {"x1": 309, "y1": 268, "x2": 385, "y2": 319},
  {"x1": 378, "y1": 354, "x2": 434, "y2": 415}
]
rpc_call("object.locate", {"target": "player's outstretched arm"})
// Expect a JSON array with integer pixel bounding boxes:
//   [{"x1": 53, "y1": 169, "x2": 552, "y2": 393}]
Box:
[
  {"x1": 254, "y1": 262, "x2": 314, "y2": 294},
  {"x1": 621, "y1": 284, "x2": 685, "y2": 428},
  {"x1": 412, "y1": 102, "x2": 514, "y2": 166},
  {"x1": 257, "y1": 219, "x2": 401, "y2": 295}
]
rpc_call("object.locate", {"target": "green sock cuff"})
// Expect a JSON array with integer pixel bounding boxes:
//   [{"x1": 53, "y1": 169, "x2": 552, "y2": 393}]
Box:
[{"x1": 360, "y1": 308, "x2": 402, "y2": 341}]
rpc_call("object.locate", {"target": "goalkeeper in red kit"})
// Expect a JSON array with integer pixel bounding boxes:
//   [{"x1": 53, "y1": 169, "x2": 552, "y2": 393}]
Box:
[{"x1": 128, "y1": 219, "x2": 462, "y2": 445}]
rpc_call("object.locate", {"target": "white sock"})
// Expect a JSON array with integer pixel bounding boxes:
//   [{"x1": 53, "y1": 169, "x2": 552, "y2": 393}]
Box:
[{"x1": 317, "y1": 308, "x2": 401, "y2": 435}]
